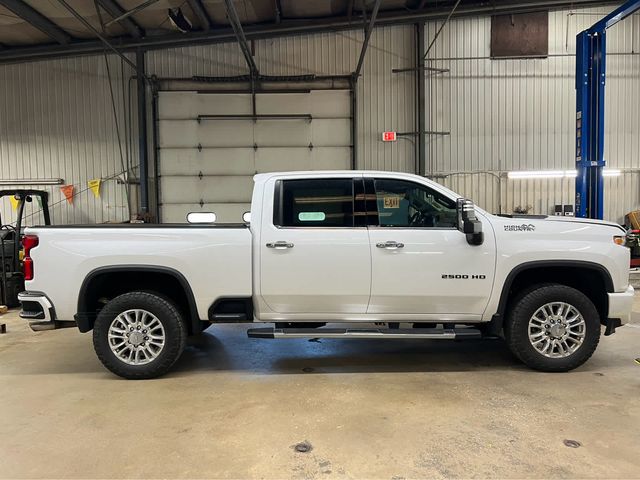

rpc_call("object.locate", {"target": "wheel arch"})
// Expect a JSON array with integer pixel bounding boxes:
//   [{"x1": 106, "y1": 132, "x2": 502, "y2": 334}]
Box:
[
  {"x1": 75, "y1": 265, "x2": 200, "y2": 335},
  {"x1": 487, "y1": 260, "x2": 614, "y2": 335}
]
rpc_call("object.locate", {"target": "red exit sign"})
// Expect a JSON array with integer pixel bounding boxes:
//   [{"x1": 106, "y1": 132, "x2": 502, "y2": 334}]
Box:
[{"x1": 382, "y1": 131, "x2": 397, "y2": 142}]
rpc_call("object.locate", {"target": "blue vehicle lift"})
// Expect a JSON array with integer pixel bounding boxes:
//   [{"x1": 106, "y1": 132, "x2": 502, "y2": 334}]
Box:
[{"x1": 575, "y1": 0, "x2": 640, "y2": 218}]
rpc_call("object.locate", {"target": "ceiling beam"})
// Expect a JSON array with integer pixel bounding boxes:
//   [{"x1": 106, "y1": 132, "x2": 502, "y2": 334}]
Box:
[
  {"x1": 424, "y1": 0, "x2": 461, "y2": 59},
  {"x1": 224, "y1": 0, "x2": 258, "y2": 76},
  {"x1": 346, "y1": 0, "x2": 354, "y2": 21},
  {"x1": 57, "y1": 0, "x2": 144, "y2": 77},
  {"x1": 0, "y1": 0, "x2": 71, "y2": 44},
  {"x1": 96, "y1": 0, "x2": 144, "y2": 38},
  {"x1": 103, "y1": 0, "x2": 158, "y2": 28},
  {"x1": 0, "y1": 0, "x2": 621, "y2": 64},
  {"x1": 274, "y1": 0, "x2": 283, "y2": 23},
  {"x1": 354, "y1": 0, "x2": 382, "y2": 77},
  {"x1": 187, "y1": 0, "x2": 213, "y2": 31}
]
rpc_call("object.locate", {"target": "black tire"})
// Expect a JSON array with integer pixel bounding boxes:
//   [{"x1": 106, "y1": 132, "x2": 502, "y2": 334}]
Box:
[
  {"x1": 93, "y1": 292, "x2": 187, "y2": 379},
  {"x1": 504, "y1": 284, "x2": 601, "y2": 372}
]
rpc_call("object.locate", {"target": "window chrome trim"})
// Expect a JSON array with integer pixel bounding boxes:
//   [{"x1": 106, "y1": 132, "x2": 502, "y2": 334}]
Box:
[
  {"x1": 367, "y1": 226, "x2": 459, "y2": 231},
  {"x1": 273, "y1": 225, "x2": 369, "y2": 230}
]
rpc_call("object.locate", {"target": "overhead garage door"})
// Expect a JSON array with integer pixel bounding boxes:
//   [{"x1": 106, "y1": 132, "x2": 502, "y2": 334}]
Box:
[{"x1": 157, "y1": 90, "x2": 352, "y2": 223}]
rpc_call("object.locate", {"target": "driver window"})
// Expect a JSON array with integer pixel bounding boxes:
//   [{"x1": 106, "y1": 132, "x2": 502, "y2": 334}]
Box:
[{"x1": 373, "y1": 179, "x2": 457, "y2": 228}]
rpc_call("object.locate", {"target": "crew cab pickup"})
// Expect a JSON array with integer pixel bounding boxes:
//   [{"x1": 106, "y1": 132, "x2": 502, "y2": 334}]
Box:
[{"x1": 19, "y1": 171, "x2": 634, "y2": 379}]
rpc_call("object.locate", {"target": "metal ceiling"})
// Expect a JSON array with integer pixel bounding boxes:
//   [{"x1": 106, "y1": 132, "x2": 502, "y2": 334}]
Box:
[{"x1": 0, "y1": 0, "x2": 621, "y2": 64}]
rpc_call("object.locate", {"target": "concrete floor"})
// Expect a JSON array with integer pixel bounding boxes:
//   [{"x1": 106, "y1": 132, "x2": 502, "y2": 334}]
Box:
[{"x1": 1, "y1": 303, "x2": 640, "y2": 479}]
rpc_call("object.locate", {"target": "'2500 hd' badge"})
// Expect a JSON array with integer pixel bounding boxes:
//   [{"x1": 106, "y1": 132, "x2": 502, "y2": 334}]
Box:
[
  {"x1": 441, "y1": 274, "x2": 486, "y2": 279},
  {"x1": 504, "y1": 224, "x2": 536, "y2": 231}
]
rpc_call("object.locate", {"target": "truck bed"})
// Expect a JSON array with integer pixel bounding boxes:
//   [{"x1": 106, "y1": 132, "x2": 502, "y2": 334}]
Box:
[
  {"x1": 24, "y1": 224, "x2": 253, "y2": 322},
  {"x1": 29, "y1": 223, "x2": 249, "y2": 228}
]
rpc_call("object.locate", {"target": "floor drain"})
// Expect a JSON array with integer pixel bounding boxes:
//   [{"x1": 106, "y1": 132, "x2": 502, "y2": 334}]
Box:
[
  {"x1": 294, "y1": 441, "x2": 312, "y2": 453},
  {"x1": 563, "y1": 439, "x2": 581, "y2": 448},
  {"x1": 302, "y1": 367, "x2": 314, "y2": 373}
]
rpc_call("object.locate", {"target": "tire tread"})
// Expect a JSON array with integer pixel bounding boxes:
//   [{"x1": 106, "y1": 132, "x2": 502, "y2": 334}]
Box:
[
  {"x1": 505, "y1": 284, "x2": 601, "y2": 372},
  {"x1": 93, "y1": 292, "x2": 187, "y2": 379}
]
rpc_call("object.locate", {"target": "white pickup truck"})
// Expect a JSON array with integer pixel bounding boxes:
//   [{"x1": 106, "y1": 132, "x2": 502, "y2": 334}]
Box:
[{"x1": 19, "y1": 171, "x2": 633, "y2": 379}]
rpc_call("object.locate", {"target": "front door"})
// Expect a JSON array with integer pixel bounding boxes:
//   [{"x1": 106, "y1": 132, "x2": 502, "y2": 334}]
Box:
[
  {"x1": 366, "y1": 177, "x2": 496, "y2": 316},
  {"x1": 260, "y1": 176, "x2": 371, "y2": 314}
]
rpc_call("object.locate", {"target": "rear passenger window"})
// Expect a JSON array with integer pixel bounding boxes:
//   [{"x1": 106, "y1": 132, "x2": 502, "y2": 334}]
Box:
[{"x1": 277, "y1": 179, "x2": 355, "y2": 227}]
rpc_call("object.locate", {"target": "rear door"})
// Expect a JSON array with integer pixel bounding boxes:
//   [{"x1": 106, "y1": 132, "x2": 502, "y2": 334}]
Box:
[
  {"x1": 259, "y1": 176, "x2": 371, "y2": 314},
  {"x1": 366, "y1": 177, "x2": 496, "y2": 316}
]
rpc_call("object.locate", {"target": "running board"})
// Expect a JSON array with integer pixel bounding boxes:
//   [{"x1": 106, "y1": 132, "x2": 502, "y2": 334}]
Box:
[{"x1": 247, "y1": 327, "x2": 482, "y2": 340}]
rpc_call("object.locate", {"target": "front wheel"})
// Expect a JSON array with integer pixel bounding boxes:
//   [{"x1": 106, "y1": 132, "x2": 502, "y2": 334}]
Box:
[
  {"x1": 505, "y1": 284, "x2": 601, "y2": 372},
  {"x1": 93, "y1": 292, "x2": 187, "y2": 379}
]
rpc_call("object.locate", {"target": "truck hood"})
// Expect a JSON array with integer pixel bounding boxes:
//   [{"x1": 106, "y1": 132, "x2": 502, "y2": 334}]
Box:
[
  {"x1": 543, "y1": 216, "x2": 625, "y2": 231},
  {"x1": 493, "y1": 214, "x2": 625, "y2": 233}
]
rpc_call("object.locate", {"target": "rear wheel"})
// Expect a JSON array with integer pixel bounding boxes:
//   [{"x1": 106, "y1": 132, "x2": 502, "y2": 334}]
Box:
[
  {"x1": 93, "y1": 292, "x2": 187, "y2": 379},
  {"x1": 505, "y1": 284, "x2": 601, "y2": 372}
]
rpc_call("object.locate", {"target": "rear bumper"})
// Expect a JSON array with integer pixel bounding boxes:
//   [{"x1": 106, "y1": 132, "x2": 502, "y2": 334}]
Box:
[
  {"x1": 18, "y1": 291, "x2": 58, "y2": 331},
  {"x1": 607, "y1": 285, "x2": 634, "y2": 325}
]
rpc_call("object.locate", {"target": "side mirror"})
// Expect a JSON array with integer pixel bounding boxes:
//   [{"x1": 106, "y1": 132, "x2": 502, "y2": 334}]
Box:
[
  {"x1": 186, "y1": 212, "x2": 217, "y2": 224},
  {"x1": 457, "y1": 199, "x2": 484, "y2": 246}
]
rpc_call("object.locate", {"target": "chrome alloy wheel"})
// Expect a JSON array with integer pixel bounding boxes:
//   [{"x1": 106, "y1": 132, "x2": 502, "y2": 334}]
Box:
[
  {"x1": 108, "y1": 309, "x2": 165, "y2": 365},
  {"x1": 528, "y1": 302, "x2": 586, "y2": 358}
]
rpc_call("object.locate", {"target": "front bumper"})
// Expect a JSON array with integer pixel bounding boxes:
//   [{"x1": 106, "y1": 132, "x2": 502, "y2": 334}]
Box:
[
  {"x1": 18, "y1": 291, "x2": 58, "y2": 331},
  {"x1": 607, "y1": 285, "x2": 634, "y2": 326}
]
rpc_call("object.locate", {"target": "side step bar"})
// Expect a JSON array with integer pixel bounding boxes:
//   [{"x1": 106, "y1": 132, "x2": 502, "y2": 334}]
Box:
[{"x1": 247, "y1": 327, "x2": 482, "y2": 340}]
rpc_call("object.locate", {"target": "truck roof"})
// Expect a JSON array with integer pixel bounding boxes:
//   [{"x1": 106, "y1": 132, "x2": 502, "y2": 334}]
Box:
[
  {"x1": 252, "y1": 170, "x2": 464, "y2": 205},
  {"x1": 253, "y1": 170, "x2": 428, "y2": 182}
]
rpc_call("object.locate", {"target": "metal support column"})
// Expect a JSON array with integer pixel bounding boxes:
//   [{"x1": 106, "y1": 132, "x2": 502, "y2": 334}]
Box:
[
  {"x1": 151, "y1": 84, "x2": 160, "y2": 222},
  {"x1": 136, "y1": 48, "x2": 149, "y2": 215},
  {"x1": 350, "y1": 75, "x2": 357, "y2": 170},
  {"x1": 416, "y1": 22, "x2": 426, "y2": 176},
  {"x1": 575, "y1": 0, "x2": 640, "y2": 218},
  {"x1": 575, "y1": 30, "x2": 605, "y2": 219}
]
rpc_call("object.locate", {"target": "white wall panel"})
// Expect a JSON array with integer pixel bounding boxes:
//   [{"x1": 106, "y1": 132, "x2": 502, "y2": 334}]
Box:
[
  {"x1": 426, "y1": 5, "x2": 640, "y2": 222},
  {"x1": 2, "y1": 10, "x2": 637, "y2": 226},
  {"x1": 0, "y1": 54, "x2": 137, "y2": 226}
]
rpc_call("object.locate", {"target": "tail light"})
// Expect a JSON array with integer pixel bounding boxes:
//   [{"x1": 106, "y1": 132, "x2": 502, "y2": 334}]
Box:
[{"x1": 22, "y1": 235, "x2": 39, "y2": 281}]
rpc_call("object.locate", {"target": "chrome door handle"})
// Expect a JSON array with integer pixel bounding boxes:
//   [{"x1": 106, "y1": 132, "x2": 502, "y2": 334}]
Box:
[
  {"x1": 266, "y1": 241, "x2": 294, "y2": 249},
  {"x1": 376, "y1": 241, "x2": 404, "y2": 249}
]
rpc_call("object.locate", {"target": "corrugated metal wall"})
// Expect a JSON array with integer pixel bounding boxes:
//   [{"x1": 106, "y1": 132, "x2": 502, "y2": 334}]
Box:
[
  {"x1": 425, "y1": 6, "x2": 640, "y2": 222},
  {"x1": 0, "y1": 54, "x2": 137, "y2": 226},
  {"x1": 146, "y1": 25, "x2": 416, "y2": 174},
  {"x1": 1, "y1": 7, "x2": 638, "y2": 225}
]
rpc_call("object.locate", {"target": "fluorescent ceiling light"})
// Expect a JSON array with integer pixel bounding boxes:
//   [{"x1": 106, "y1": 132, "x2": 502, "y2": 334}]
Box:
[
  {"x1": 0, "y1": 178, "x2": 64, "y2": 186},
  {"x1": 507, "y1": 170, "x2": 566, "y2": 179},
  {"x1": 508, "y1": 169, "x2": 621, "y2": 179}
]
